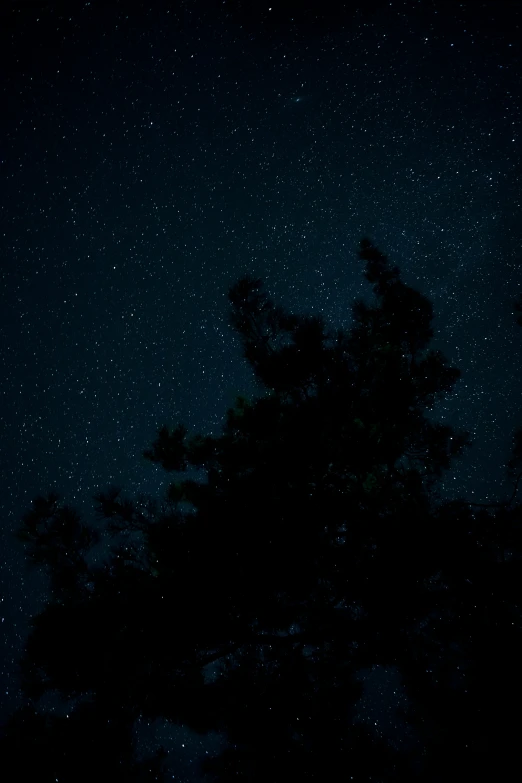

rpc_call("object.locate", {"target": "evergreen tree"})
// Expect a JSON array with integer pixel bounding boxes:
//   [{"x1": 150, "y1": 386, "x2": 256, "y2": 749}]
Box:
[{"x1": 3, "y1": 239, "x2": 519, "y2": 781}]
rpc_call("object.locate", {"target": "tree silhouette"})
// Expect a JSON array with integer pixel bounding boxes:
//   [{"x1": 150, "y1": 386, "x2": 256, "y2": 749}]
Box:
[{"x1": 2, "y1": 239, "x2": 520, "y2": 781}]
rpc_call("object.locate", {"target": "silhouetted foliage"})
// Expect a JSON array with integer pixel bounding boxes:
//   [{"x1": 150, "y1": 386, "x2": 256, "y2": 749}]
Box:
[
  {"x1": 0, "y1": 700, "x2": 168, "y2": 782},
  {"x1": 3, "y1": 239, "x2": 521, "y2": 782}
]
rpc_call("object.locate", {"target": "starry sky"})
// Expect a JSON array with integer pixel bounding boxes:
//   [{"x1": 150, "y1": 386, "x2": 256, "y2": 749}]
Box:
[{"x1": 1, "y1": 0, "x2": 521, "y2": 778}]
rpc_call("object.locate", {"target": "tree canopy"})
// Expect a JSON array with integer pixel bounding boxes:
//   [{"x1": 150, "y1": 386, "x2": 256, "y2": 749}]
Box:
[{"x1": 2, "y1": 239, "x2": 521, "y2": 782}]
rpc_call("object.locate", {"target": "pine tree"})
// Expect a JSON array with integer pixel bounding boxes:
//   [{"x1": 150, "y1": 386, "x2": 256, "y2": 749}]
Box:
[{"x1": 4, "y1": 239, "x2": 520, "y2": 781}]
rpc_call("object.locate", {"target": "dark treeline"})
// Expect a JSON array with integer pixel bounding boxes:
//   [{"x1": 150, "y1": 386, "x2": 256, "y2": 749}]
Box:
[{"x1": 2, "y1": 240, "x2": 521, "y2": 781}]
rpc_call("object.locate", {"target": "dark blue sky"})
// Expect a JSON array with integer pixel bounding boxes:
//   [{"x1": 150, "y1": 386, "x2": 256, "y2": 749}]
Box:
[{"x1": 1, "y1": 0, "x2": 520, "y2": 778}]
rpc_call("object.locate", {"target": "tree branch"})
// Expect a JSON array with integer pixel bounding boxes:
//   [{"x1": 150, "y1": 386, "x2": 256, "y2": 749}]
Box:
[{"x1": 189, "y1": 628, "x2": 331, "y2": 671}]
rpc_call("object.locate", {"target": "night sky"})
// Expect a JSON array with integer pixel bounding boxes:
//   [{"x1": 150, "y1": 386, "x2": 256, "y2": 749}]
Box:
[{"x1": 1, "y1": 0, "x2": 521, "y2": 778}]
